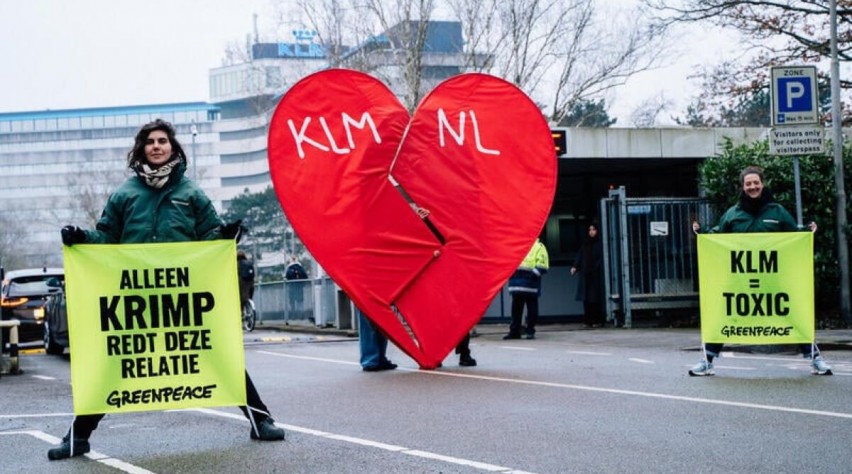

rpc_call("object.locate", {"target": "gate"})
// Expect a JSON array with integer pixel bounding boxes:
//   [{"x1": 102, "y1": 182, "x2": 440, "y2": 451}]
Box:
[{"x1": 600, "y1": 186, "x2": 715, "y2": 327}]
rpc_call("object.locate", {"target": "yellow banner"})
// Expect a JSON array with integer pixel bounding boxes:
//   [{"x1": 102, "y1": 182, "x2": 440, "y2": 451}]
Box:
[
  {"x1": 64, "y1": 241, "x2": 247, "y2": 415},
  {"x1": 697, "y1": 233, "x2": 814, "y2": 344}
]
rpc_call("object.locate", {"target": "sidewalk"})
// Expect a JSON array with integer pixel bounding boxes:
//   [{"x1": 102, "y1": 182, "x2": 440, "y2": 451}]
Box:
[{"x1": 252, "y1": 319, "x2": 852, "y2": 353}]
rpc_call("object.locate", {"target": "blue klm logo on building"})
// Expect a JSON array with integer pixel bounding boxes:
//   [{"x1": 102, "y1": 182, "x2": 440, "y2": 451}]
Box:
[{"x1": 278, "y1": 30, "x2": 325, "y2": 58}]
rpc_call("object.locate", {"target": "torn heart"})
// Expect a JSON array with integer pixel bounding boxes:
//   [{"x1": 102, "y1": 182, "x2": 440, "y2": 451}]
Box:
[{"x1": 268, "y1": 69, "x2": 556, "y2": 368}]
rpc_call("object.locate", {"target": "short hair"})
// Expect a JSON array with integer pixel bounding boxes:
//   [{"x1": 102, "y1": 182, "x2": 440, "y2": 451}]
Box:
[
  {"x1": 739, "y1": 166, "x2": 765, "y2": 186},
  {"x1": 127, "y1": 119, "x2": 187, "y2": 168}
]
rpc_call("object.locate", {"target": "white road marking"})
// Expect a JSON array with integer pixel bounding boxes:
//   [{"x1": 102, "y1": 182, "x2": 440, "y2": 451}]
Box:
[
  {"x1": 2, "y1": 412, "x2": 74, "y2": 418},
  {"x1": 704, "y1": 365, "x2": 756, "y2": 371},
  {"x1": 565, "y1": 350, "x2": 611, "y2": 356},
  {"x1": 253, "y1": 352, "x2": 360, "y2": 366},
  {"x1": 500, "y1": 346, "x2": 535, "y2": 351},
  {"x1": 190, "y1": 407, "x2": 536, "y2": 474},
  {"x1": 31, "y1": 375, "x2": 56, "y2": 380},
  {"x1": 724, "y1": 353, "x2": 809, "y2": 361},
  {"x1": 628, "y1": 358, "x2": 654, "y2": 364},
  {"x1": 259, "y1": 350, "x2": 852, "y2": 420},
  {"x1": 0, "y1": 430, "x2": 155, "y2": 474}
]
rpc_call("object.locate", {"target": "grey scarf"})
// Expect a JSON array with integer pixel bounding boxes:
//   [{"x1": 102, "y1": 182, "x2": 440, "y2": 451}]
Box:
[{"x1": 134, "y1": 159, "x2": 179, "y2": 189}]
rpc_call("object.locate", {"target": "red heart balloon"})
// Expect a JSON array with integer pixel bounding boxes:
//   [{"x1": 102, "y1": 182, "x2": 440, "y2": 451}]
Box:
[{"x1": 268, "y1": 69, "x2": 555, "y2": 368}]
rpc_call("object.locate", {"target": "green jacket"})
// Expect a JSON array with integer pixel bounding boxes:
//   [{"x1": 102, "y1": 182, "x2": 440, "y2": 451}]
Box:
[
  {"x1": 84, "y1": 163, "x2": 223, "y2": 244},
  {"x1": 707, "y1": 202, "x2": 798, "y2": 234}
]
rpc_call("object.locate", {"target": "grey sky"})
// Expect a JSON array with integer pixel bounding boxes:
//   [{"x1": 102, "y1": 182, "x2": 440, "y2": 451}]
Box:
[
  {"x1": 0, "y1": 0, "x2": 269, "y2": 112},
  {"x1": 0, "y1": 0, "x2": 735, "y2": 125}
]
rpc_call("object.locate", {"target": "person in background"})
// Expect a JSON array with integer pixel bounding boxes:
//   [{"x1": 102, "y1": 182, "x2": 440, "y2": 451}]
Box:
[
  {"x1": 408, "y1": 204, "x2": 477, "y2": 367},
  {"x1": 237, "y1": 250, "x2": 255, "y2": 307},
  {"x1": 454, "y1": 332, "x2": 477, "y2": 367},
  {"x1": 48, "y1": 119, "x2": 285, "y2": 461},
  {"x1": 504, "y1": 238, "x2": 550, "y2": 340},
  {"x1": 285, "y1": 255, "x2": 308, "y2": 318},
  {"x1": 571, "y1": 222, "x2": 605, "y2": 328},
  {"x1": 285, "y1": 255, "x2": 308, "y2": 281},
  {"x1": 689, "y1": 165, "x2": 832, "y2": 376},
  {"x1": 357, "y1": 307, "x2": 398, "y2": 372}
]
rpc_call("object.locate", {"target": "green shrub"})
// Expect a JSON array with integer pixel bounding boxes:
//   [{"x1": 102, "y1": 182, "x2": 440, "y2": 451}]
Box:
[{"x1": 698, "y1": 137, "x2": 852, "y2": 327}]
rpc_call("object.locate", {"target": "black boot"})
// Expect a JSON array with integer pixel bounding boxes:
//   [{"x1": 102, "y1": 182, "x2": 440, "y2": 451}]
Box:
[
  {"x1": 47, "y1": 435, "x2": 90, "y2": 460},
  {"x1": 459, "y1": 353, "x2": 477, "y2": 367},
  {"x1": 251, "y1": 417, "x2": 286, "y2": 441}
]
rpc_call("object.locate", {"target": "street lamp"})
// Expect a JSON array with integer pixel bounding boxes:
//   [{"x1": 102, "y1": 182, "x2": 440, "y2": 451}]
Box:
[
  {"x1": 829, "y1": 0, "x2": 850, "y2": 323},
  {"x1": 190, "y1": 120, "x2": 198, "y2": 183}
]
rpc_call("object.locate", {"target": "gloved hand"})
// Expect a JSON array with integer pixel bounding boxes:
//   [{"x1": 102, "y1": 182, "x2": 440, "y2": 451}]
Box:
[
  {"x1": 221, "y1": 220, "x2": 246, "y2": 243},
  {"x1": 61, "y1": 225, "x2": 86, "y2": 246}
]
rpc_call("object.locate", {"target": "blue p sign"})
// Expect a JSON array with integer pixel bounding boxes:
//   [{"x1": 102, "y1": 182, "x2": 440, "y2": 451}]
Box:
[
  {"x1": 777, "y1": 77, "x2": 813, "y2": 113},
  {"x1": 771, "y1": 66, "x2": 819, "y2": 126}
]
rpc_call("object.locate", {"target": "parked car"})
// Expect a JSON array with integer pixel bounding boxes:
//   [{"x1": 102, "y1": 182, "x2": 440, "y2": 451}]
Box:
[
  {"x1": 43, "y1": 277, "x2": 69, "y2": 355},
  {"x1": 1, "y1": 267, "x2": 64, "y2": 351}
]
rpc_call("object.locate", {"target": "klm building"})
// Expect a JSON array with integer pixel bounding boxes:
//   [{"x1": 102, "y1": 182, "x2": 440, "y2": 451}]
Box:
[{"x1": 0, "y1": 21, "x2": 476, "y2": 268}]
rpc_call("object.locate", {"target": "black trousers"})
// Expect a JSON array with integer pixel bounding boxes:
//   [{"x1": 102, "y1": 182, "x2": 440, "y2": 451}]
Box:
[
  {"x1": 455, "y1": 334, "x2": 471, "y2": 357},
  {"x1": 583, "y1": 301, "x2": 604, "y2": 326},
  {"x1": 509, "y1": 293, "x2": 539, "y2": 336},
  {"x1": 69, "y1": 371, "x2": 270, "y2": 439}
]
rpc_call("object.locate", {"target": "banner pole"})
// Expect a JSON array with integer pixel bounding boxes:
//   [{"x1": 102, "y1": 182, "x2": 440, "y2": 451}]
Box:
[{"x1": 793, "y1": 156, "x2": 804, "y2": 228}]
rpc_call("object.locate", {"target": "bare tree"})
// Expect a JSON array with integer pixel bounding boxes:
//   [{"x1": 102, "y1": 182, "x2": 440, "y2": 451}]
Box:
[
  {"x1": 0, "y1": 212, "x2": 26, "y2": 270},
  {"x1": 508, "y1": 0, "x2": 572, "y2": 95},
  {"x1": 295, "y1": 0, "x2": 355, "y2": 67},
  {"x1": 354, "y1": 0, "x2": 436, "y2": 110},
  {"x1": 40, "y1": 163, "x2": 126, "y2": 229},
  {"x1": 445, "y1": 0, "x2": 669, "y2": 124},
  {"x1": 545, "y1": 1, "x2": 669, "y2": 124},
  {"x1": 66, "y1": 171, "x2": 128, "y2": 228},
  {"x1": 446, "y1": 0, "x2": 501, "y2": 72},
  {"x1": 220, "y1": 35, "x2": 289, "y2": 116},
  {"x1": 629, "y1": 93, "x2": 674, "y2": 127},
  {"x1": 642, "y1": 0, "x2": 852, "y2": 122},
  {"x1": 264, "y1": 0, "x2": 667, "y2": 122}
]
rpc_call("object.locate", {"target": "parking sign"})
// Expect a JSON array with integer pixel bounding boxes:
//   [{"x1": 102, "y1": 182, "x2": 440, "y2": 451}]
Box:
[{"x1": 771, "y1": 66, "x2": 819, "y2": 126}]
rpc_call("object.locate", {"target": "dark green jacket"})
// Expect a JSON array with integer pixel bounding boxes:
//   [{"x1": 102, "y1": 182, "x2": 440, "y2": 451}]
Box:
[
  {"x1": 707, "y1": 202, "x2": 798, "y2": 234},
  {"x1": 84, "y1": 163, "x2": 223, "y2": 244}
]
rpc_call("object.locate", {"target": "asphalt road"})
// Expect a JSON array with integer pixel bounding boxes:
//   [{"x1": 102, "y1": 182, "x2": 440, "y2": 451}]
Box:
[{"x1": 2, "y1": 326, "x2": 851, "y2": 473}]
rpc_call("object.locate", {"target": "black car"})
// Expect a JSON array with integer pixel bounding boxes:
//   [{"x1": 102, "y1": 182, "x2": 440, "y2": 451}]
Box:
[
  {"x1": 1, "y1": 267, "x2": 64, "y2": 351},
  {"x1": 43, "y1": 276, "x2": 69, "y2": 355}
]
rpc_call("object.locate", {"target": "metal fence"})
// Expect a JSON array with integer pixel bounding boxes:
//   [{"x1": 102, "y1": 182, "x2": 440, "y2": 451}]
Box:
[
  {"x1": 253, "y1": 277, "x2": 356, "y2": 330},
  {"x1": 253, "y1": 279, "x2": 314, "y2": 323},
  {"x1": 601, "y1": 186, "x2": 716, "y2": 327}
]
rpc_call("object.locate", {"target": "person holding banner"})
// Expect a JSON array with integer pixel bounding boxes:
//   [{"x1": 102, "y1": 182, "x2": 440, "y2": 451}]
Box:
[
  {"x1": 408, "y1": 205, "x2": 477, "y2": 367},
  {"x1": 358, "y1": 308, "x2": 398, "y2": 372},
  {"x1": 689, "y1": 165, "x2": 832, "y2": 376},
  {"x1": 48, "y1": 119, "x2": 286, "y2": 461}
]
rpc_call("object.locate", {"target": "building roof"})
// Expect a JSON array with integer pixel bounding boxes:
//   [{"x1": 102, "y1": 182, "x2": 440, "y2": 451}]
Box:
[{"x1": 0, "y1": 102, "x2": 219, "y2": 122}]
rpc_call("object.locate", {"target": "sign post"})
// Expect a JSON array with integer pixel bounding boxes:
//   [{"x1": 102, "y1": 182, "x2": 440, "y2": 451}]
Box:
[{"x1": 769, "y1": 65, "x2": 824, "y2": 227}]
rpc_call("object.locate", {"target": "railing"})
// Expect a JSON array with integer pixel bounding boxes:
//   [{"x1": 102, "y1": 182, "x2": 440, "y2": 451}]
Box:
[
  {"x1": 253, "y1": 279, "x2": 315, "y2": 323},
  {"x1": 253, "y1": 277, "x2": 354, "y2": 330},
  {"x1": 601, "y1": 186, "x2": 715, "y2": 327}
]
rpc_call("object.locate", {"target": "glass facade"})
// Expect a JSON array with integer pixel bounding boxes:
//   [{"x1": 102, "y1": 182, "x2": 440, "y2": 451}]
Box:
[{"x1": 0, "y1": 103, "x2": 219, "y2": 266}]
